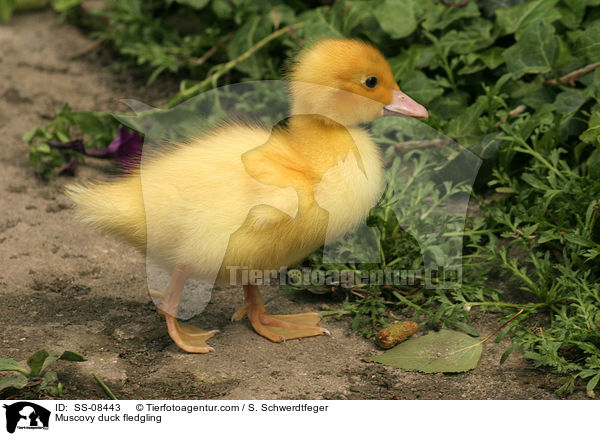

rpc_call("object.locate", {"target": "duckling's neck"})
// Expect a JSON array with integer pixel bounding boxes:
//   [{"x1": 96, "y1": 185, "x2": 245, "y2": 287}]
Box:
[
  {"x1": 286, "y1": 114, "x2": 361, "y2": 169},
  {"x1": 288, "y1": 113, "x2": 351, "y2": 131}
]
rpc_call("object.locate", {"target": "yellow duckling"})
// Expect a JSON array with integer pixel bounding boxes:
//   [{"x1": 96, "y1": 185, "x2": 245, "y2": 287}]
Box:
[{"x1": 66, "y1": 38, "x2": 428, "y2": 353}]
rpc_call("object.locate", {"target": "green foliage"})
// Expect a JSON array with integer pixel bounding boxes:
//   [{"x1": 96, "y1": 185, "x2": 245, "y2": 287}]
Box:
[
  {"x1": 0, "y1": 0, "x2": 48, "y2": 22},
  {"x1": 26, "y1": 0, "x2": 600, "y2": 394},
  {"x1": 468, "y1": 125, "x2": 600, "y2": 395},
  {"x1": 24, "y1": 104, "x2": 119, "y2": 179},
  {"x1": 503, "y1": 22, "x2": 560, "y2": 78},
  {"x1": 0, "y1": 349, "x2": 86, "y2": 398},
  {"x1": 0, "y1": 0, "x2": 16, "y2": 23}
]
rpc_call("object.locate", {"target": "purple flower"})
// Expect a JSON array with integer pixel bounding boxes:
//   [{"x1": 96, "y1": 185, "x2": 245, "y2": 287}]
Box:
[
  {"x1": 48, "y1": 126, "x2": 142, "y2": 172},
  {"x1": 107, "y1": 126, "x2": 142, "y2": 169},
  {"x1": 86, "y1": 126, "x2": 142, "y2": 169}
]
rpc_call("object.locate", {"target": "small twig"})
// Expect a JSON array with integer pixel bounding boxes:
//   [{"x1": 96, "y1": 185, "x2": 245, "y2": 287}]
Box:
[
  {"x1": 187, "y1": 33, "x2": 232, "y2": 67},
  {"x1": 92, "y1": 373, "x2": 118, "y2": 400},
  {"x1": 382, "y1": 285, "x2": 420, "y2": 296},
  {"x1": 480, "y1": 309, "x2": 524, "y2": 345},
  {"x1": 188, "y1": 46, "x2": 217, "y2": 66},
  {"x1": 165, "y1": 22, "x2": 304, "y2": 108},
  {"x1": 451, "y1": 309, "x2": 525, "y2": 356},
  {"x1": 351, "y1": 290, "x2": 366, "y2": 299},
  {"x1": 70, "y1": 37, "x2": 106, "y2": 59},
  {"x1": 394, "y1": 138, "x2": 452, "y2": 152},
  {"x1": 530, "y1": 326, "x2": 546, "y2": 341},
  {"x1": 508, "y1": 105, "x2": 526, "y2": 118},
  {"x1": 544, "y1": 62, "x2": 600, "y2": 87},
  {"x1": 494, "y1": 104, "x2": 526, "y2": 128}
]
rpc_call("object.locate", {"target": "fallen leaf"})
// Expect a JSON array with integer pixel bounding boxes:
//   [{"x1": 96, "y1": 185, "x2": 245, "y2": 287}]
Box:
[{"x1": 366, "y1": 329, "x2": 482, "y2": 373}]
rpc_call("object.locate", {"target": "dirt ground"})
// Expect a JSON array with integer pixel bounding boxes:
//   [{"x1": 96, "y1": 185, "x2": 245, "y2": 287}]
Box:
[{"x1": 0, "y1": 10, "x2": 590, "y2": 400}]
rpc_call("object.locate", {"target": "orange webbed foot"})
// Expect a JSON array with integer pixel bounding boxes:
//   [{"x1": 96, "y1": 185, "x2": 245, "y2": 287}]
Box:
[
  {"x1": 163, "y1": 313, "x2": 217, "y2": 353},
  {"x1": 149, "y1": 265, "x2": 218, "y2": 354},
  {"x1": 233, "y1": 285, "x2": 330, "y2": 342}
]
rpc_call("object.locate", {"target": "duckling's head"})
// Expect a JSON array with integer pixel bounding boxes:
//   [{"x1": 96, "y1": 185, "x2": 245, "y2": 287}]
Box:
[{"x1": 288, "y1": 39, "x2": 428, "y2": 126}]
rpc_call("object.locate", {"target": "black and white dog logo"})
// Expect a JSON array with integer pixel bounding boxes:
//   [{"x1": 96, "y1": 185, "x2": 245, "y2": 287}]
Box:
[{"x1": 3, "y1": 402, "x2": 50, "y2": 433}]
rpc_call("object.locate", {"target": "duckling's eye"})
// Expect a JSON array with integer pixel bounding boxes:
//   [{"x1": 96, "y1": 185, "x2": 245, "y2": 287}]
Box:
[{"x1": 365, "y1": 76, "x2": 378, "y2": 89}]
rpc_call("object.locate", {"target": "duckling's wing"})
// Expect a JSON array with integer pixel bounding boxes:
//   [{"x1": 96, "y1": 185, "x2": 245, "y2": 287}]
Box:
[{"x1": 241, "y1": 137, "x2": 317, "y2": 218}]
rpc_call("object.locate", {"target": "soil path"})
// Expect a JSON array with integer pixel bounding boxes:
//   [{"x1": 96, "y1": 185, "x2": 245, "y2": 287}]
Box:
[{"x1": 0, "y1": 10, "x2": 582, "y2": 399}]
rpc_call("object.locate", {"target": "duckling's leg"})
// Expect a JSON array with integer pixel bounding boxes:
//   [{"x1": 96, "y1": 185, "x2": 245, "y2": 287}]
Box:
[
  {"x1": 233, "y1": 285, "x2": 329, "y2": 342},
  {"x1": 150, "y1": 265, "x2": 218, "y2": 353}
]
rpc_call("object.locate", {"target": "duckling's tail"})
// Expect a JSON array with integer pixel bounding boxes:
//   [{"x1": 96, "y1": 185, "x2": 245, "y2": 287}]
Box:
[{"x1": 65, "y1": 175, "x2": 147, "y2": 252}]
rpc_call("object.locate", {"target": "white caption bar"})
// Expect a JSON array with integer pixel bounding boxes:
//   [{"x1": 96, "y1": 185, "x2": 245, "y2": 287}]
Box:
[{"x1": 0, "y1": 400, "x2": 596, "y2": 435}]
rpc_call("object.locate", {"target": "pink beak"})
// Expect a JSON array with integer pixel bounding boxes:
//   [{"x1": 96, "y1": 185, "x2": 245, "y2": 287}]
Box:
[{"x1": 384, "y1": 90, "x2": 428, "y2": 119}]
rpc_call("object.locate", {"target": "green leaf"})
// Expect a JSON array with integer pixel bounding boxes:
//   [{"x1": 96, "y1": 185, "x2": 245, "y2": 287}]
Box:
[
  {"x1": 569, "y1": 25, "x2": 600, "y2": 62},
  {"x1": 401, "y1": 71, "x2": 445, "y2": 104},
  {"x1": 337, "y1": 0, "x2": 372, "y2": 34},
  {"x1": 458, "y1": 47, "x2": 505, "y2": 75},
  {"x1": 587, "y1": 373, "x2": 600, "y2": 394},
  {"x1": 0, "y1": 0, "x2": 16, "y2": 23},
  {"x1": 39, "y1": 353, "x2": 61, "y2": 376},
  {"x1": 479, "y1": 0, "x2": 529, "y2": 18},
  {"x1": 444, "y1": 319, "x2": 480, "y2": 337},
  {"x1": 389, "y1": 44, "x2": 438, "y2": 82},
  {"x1": 373, "y1": 0, "x2": 421, "y2": 39},
  {"x1": 22, "y1": 127, "x2": 42, "y2": 143},
  {"x1": 503, "y1": 22, "x2": 559, "y2": 78},
  {"x1": 298, "y1": 7, "x2": 344, "y2": 40},
  {"x1": 27, "y1": 349, "x2": 59, "y2": 377},
  {"x1": 227, "y1": 15, "x2": 272, "y2": 78},
  {"x1": 40, "y1": 371, "x2": 58, "y2": 389},
  {"x1": 26, "y1": 350, "x2": 49, "y2": 377},
  {"x1": 52, "y1": 0, "x2": 84, "y2": 12},
  {"x1": 447, "y1": 101, "x2": 484, "y2": 142},
  {"x1": 562, "y1": 0, "x2": 588, "y2": 22},
  {"x1": 0, "y1": 358, "x2": 29, "y2": 375},
  {"x1": 71, "y1": 112, "x2": 108, "y2": 138},
  {"x1": 422, "y1": 0, "x2": 480, "y2": 31},
  {"x1": 429, "y1": 90, "x2": 469, "y2": 119},
  {"x1": 496, "y1": 0, "x2": 561, "y2": 37},
  {"x1": 59, "y1": 350, "x2": 87, "y2": 362},
  {"x1": 478, "y1": 47, "x2": 506, "y2": 69},
  {"x1": 564, "y1": 232, "x2": 594, "y2": 247},
  {"x1": 469, "y1": 134, "x2": 501, "y2": 160},
  {"x1": 366, "y1": 329, "x2": 483, "y2": 373},
  {"x1": 389, "y1": 48, "x2": 418, "y2": 83},
  {"x1": 500, "y1": 343, "x2": 520, "y2": 364},
  {"x1": 511, "y1": 79, "x2": 556, "y2": 107},
  {"x1": 211, "y1": 0, "x2": 232, "y2": 18},
  {"x1": 437, "y1": 19, "x2": 495, "y2": 55},
  {"x1": 559, "y1": 7, "x2": 580, "y2": 30},
  {"x1": 580, "y1": 113, "x2": 600, "y2": 144},
  {"x1": 522, "y1": 173, "x2": 549, "y2": 190},
  {"x1": 24, "y1": 349, "x2": 85, "y2": 378},
  {"x1": 0, "y1": 373, "x2": 28, "y2": 392},
  {"x1": 554, "y1": 89, "x2": 589, "y2": 115}
]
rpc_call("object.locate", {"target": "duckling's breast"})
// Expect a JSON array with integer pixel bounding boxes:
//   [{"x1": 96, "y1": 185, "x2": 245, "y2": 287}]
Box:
[
  {"x1": 313, "y1": 127, "x2": 383, "y2": 240},
  {"x1": 139, "y1": 123, "x2": 382, "y2": 283}
]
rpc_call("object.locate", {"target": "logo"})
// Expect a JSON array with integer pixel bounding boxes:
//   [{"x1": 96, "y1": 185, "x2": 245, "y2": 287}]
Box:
[{"x1": 3, "y1": 402, "x2": 50, "y2": 433}]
